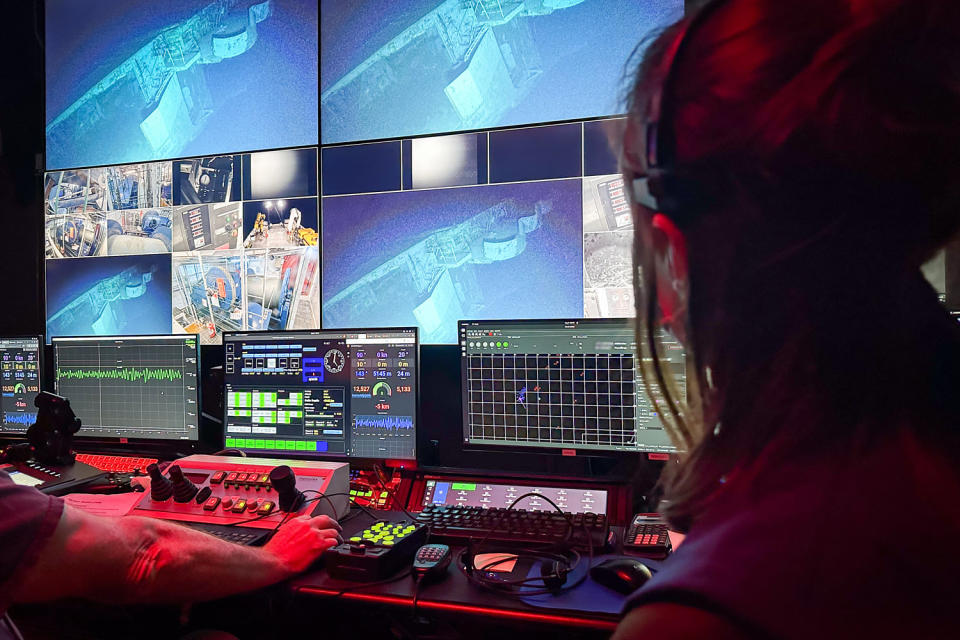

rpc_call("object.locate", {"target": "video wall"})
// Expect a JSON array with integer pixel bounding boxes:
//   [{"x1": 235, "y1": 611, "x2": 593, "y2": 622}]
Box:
[{"x1": 44, "y1": 0, "x2": 682, "y2": 345}]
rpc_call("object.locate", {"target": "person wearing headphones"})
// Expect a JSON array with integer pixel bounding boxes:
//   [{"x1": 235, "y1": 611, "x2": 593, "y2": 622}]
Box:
[{"x1": 613, "y1": 1, "x2": 960, "y2": 637}]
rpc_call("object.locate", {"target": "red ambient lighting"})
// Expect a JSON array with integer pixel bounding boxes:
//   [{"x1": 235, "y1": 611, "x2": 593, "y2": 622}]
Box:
[{"x1": 297, "y1": 588, "x2": 617, "y2": 630}]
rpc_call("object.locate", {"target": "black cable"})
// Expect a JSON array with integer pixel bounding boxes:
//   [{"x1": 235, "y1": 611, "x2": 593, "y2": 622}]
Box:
[
  {"x1": 211, "y1": 448, "x2": 246, "y2": 457},
  {"x1": 410, "y1": 574, "x2": 426, "y2": 623},
  {"x1": 372, "y1": 463, "x2": 419, "y2": 521},
  {"x1": 325, "y1": 568, "x2": 414, "y2": 597},
  {"x1": 457, "y1": 492, "x2": 598, "y2": 598},
  {"x1": 223, "y1": 491, "x2": 376, "y2": 529},
  {"x1": 300, "y1": 489, "x2": 342, "y2": 520}
]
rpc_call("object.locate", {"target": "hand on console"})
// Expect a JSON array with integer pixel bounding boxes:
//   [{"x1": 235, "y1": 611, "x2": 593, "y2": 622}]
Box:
[{"x1": 264, "y1": 514, "x2": 343, "y2": 574}]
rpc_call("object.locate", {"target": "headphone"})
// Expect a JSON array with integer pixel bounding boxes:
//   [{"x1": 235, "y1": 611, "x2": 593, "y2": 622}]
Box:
[
  {"x1": 631, "y1": 0, "x2": 732, "y2": 223},
  {"x1": 539, "y1": 558, "x2": 572, "y2": 592}
]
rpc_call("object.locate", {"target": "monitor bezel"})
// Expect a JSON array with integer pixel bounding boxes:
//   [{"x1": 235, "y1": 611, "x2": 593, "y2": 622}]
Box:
[
  {"x1": 221, "y1": 326, "x2": 420, "y2": 464},
  {"x1": 457, "y1": 318, "x2": 682, "y2": 458},
  {"x1": 0, "y1": 334, "x2": 45, "y2": 440},
  {"x1": 50, "y1": 333, "x2": 203, "y2": 454}
]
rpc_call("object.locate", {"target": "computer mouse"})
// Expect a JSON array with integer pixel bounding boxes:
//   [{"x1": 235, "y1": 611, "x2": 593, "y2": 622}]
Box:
[{"x1": 590, "y1": 557, "x2": 654, "y2": 594}]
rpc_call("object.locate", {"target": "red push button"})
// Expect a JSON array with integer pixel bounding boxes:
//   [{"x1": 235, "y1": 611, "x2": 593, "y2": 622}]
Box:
[
  {"x1": 211, "y1": 471, "x2": 227, "y2": 484},
  {"x1": 232, "y1": 499, "x2": 247, "y2": 513},
  {"x1": 257, "y1": 501, "x2": 275, "y2": 516},
  {"x1": 203, "y1": 497, "x2": 221, "y2": 511}
]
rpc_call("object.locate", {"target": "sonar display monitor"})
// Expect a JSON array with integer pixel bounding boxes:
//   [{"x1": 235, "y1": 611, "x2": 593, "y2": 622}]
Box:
[
  {"x1": 459, "y1": 319, "x2": 684, "y2": 454},
  {"x1": 223, "y1": 328, "x2": 418, "y2": 460},
  {"x1": 0, "y1": 336, "x2": 43, "y2": 435},
  {"x1": 52, "y1": 334, "x2": 200, "y2": 442}
]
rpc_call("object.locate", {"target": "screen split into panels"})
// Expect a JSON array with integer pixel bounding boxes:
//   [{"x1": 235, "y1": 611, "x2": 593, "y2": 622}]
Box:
[
  {"x1": 43, "y1": 149, "x2": 321, "y2": 345},
  {"x1": 43, "y1": 0, "x2": 682, "y2": 346},
  {"x1": 223, "y1": 328, "x2": 418, "y2": 460}
]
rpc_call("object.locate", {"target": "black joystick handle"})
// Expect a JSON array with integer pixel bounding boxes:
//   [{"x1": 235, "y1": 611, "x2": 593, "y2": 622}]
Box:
[
  {"x1": 269, "y1": 465, "x2": 304, "y2": 512},
  {"x1": 148, "y1": 463, "x2": 173, "y2": 501},
  {"x1": 168, "y1": 464, "x2": 198, "y2": 503}
]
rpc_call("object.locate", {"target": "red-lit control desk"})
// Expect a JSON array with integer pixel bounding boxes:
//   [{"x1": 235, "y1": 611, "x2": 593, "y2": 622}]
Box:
[{"x1": 130, "y1": 455, "x2": 351, "y2": 527}]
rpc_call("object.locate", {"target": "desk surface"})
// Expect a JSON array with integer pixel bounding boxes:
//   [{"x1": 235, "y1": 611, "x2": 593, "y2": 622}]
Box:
[{"x1": 291, "y1": 509, "x2": 663, "y2": 632}]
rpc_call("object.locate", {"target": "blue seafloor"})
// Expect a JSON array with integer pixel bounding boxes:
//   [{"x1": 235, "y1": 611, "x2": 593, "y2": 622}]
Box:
[
  {"x1": 322, "y1": 179, "x2": 584, "y2": 344},
  {"x1": 45, "y1": 254, "x2": 173, "y2": 341},
  {"x1": 321, "y1": 0, "x2": 682, "y2": 144},
  {"x1": 45, "y1": 0, "x2": 318, "y2": 170}
]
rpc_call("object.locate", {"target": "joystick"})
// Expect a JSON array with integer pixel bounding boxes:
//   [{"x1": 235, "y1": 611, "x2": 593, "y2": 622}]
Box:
[
  {"x1": 168, "y1": 465, "x2": 199, "y2": 503},
  {"x1": 269, "y1": 465, "x2": 305, "y2": 512},
  {"x1": 148, "y1": 463, "x2": 173, "y2": 501}
]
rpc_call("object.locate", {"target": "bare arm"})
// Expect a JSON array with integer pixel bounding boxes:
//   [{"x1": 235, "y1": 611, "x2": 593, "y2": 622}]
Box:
[
  {"x1": 13, "y1": 504, "x2": 341, "y2": 605},
  {"x1": 612, "y1": 604, "x2": 748, "y2": 640}
]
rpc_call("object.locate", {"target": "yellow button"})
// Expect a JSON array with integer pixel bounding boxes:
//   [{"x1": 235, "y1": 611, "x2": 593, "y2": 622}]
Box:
[
  {"x1": 382, "y1": 540, "x2": 395, "y2": 547},
  {"x1": 349, "y1": 536, "x2": 362, "y2": 543}
]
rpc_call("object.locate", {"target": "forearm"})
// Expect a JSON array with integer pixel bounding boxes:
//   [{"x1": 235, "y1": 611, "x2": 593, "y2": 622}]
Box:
[
  {"x1": 114, "y1": 516, "x2": 290, "y2": 603},
  {"x1": 15, "y1": 507, "x2": 292, "y2": 605}
]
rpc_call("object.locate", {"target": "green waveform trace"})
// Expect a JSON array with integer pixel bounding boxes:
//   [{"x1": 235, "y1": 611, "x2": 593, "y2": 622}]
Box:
[{"x1": 57, "y1": 367, "x2": 183, "y2": 384}]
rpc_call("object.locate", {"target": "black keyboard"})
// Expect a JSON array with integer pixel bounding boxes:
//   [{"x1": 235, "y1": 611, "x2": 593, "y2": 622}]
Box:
[
  {"x1": 415, "y1": 505, "x2": 609, "y2": 549},
  {"x1": 185, "y1": 522, "x2": 271, "y2": 546}
]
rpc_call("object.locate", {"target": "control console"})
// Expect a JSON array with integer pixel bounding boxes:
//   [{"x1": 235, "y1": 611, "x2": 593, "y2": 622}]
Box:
[
  {"x1": 349, "y1": 465, "x2": 409, "y2": 510},
  {"x1": 129, "y1": 455, "x2": 350, "y2": 528},
  {"x1": 325, "y1": 518, "x2": 428, "y2": 581}
]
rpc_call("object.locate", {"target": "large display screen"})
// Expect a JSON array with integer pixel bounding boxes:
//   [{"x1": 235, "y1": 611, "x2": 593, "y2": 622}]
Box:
[
  {"x1": 45, "y1": 0, "x2": 318, "y2": 170},
  {"x1": 322, "y1": 178, "x2": 584, "y2": 344},
  {"x1": 321, "y1": 0, "x2": 682, "y2": 144},
  {"x1": 43, "y1": 1, "x2": 678, "y2": 349},
  {"x1": 223, "y1": 329, "x2": 418, "y2": 460}
]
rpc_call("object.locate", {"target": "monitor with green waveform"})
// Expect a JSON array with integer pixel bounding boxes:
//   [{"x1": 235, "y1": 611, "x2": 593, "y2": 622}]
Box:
[
  {"x1": 51, "y1": 334, "x2": 200, "y2": 443},
  {"x1": 56, "y1": 367, "x2": 183, "y2": 383}
]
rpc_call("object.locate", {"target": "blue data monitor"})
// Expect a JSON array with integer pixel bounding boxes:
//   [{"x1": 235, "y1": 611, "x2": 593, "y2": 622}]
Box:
[
  {"x1": 223, "y1": 328, "x2": 419, "y2": 460},
  {"x1": 0, "y1": 337, "x2": 43, "y2": 436}
]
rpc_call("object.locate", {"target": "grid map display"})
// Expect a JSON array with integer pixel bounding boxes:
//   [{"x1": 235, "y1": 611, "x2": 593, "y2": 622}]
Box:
[
  {"x1": 53, "y1": 335, "x2": 200, "y2": 441},
  {"x1": 461, "y1": 320, "x2": 681, "y2": 453}
]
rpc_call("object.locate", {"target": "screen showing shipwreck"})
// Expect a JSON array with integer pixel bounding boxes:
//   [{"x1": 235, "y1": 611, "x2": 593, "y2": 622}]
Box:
[
  {"x1": 320, "y1": 0, "x2": 682, "y2": 144},
  {"x1": 45, "y1": 0, "x2": 318, "y2": 170}
]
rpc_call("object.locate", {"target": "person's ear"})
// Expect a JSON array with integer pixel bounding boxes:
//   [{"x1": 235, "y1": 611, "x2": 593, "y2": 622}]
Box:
[{"x1": 650, "y1": 213, "x2": 689, "y2": 339}]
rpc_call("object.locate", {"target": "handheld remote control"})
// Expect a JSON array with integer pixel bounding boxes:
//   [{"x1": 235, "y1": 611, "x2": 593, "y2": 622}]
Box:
[
  {"x1": 624, "y1": 514, "x2": 671, "y2": 555},
  {"x1": 412, "y1": 543, "x2": 451, "y2": 580}
]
